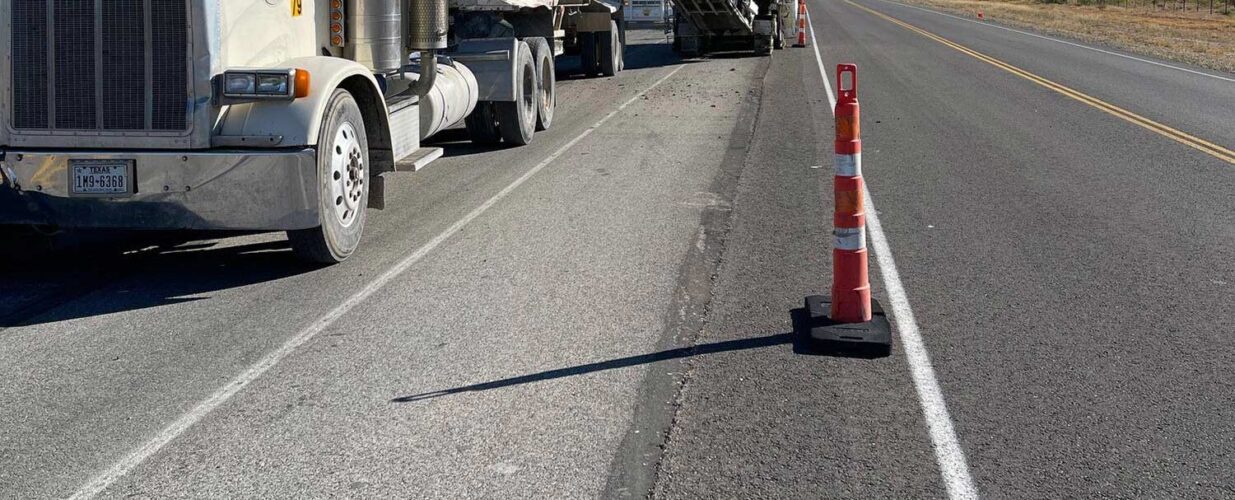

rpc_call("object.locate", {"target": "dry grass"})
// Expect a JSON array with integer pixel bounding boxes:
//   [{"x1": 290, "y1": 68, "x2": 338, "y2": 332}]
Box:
[{"x1": 894, "y1": 0, "x2": 1235, "y2": 72}]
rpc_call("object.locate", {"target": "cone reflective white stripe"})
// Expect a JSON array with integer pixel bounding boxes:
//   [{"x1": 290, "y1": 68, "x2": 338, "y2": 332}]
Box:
[
  {"x1": 834, "y1": 227, "x2": 867, "y2": 251},
  {"x1": 834, "y1": 153, "x2": 861, "y2": 177}
]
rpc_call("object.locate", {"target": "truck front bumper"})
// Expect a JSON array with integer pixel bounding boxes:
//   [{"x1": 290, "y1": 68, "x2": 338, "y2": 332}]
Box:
[{"x1": 0, "y1": 148, "x2": 320, "y2": 231}]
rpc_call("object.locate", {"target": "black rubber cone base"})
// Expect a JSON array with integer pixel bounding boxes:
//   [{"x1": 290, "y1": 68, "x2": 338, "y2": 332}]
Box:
[{"x1": 801, "y1": 295, "x2": 893, "y2": 358}]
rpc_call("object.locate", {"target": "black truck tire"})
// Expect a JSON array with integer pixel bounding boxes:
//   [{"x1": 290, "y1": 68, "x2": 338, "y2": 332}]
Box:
[
  {"x1": 496, "y1": 41, "x2": 537, "y2": 146},
  {"x1": 288, "y1": 89, "x2": 369, "y2": 264},
  {"x1": 774, "y1": 16, "x2": 785, "y2": 49},
  {"x1": 580, "y1": 32, "x2": 600, "y2": 76},
  {"x1": 528, "y1": 37, "x2": 556, "y2": 131},
  {"x1": 465, "y1": 102, "x2": 502, "y2": 145},
  {"x1": 675, "y1": 16, "x2": 702, "y2": 57},
  {"x1": 599, "y1": 21, "x2": 621, "y2": 77}
]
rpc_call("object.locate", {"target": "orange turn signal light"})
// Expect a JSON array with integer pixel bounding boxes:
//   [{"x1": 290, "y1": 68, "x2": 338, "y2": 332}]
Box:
[{"x1": 294, "y1": 69, "x2": 311, "y2": 99}]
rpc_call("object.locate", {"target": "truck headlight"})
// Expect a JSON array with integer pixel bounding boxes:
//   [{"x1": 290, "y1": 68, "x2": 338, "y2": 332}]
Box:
[
  {"x1": 224, "y1": 73, "x2": 257, "y2": 95},
  {"x1": 218, "y1": 69, "x2": 309, "y2": 102},
  {"x1": 256, "y1": 74, "x2": 290, "y2": 95}
]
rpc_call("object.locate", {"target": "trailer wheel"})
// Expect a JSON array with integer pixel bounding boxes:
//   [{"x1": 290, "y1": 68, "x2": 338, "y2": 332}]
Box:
[
  {"x1": 674, "y1": 16, "x2": 702, "y2": 57},
  {"x1": 529, "y1": 37, "x2": 555, "y2": 131},
  {"x1": 774, "y1": 16, "x2": 785, "y2": 49},
  {"x1": 497, "y1": 41, "x2": 537, "y2": 146},
  {"x1": 465, "y1": 102, "x2": 502, "y2": 145},
  {"x1": 618, "y1": 22, "x2": 627, "y2": 70},
  {"x1": 288, "y1": 89, "x2": 369, "y2": 264},
  {"x1": 599, "y1": 21, "x2": 621, "y2": 77},
  {"x1": 755, "y1": 33, "x2": 773, "y2": 56},
  {"x1": 580, "y1": 32, "x2": 600, "y2": 77}
]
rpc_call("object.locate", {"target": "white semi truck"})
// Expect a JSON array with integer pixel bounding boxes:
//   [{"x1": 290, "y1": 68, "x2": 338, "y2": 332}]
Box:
[{"x1": 0, "y1": 0, "x2": 625, "y2": 263}]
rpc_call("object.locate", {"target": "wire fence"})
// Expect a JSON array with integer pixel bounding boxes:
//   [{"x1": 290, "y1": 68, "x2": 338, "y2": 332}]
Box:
[{"x1": 1041, "y1": 0, "x2": 1232, "y2": 15}]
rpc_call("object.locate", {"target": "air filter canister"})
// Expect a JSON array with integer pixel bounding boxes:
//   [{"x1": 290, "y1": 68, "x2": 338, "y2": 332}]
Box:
[{"x1": 406, "y1": 0, "x2": 449, "y2": 50}]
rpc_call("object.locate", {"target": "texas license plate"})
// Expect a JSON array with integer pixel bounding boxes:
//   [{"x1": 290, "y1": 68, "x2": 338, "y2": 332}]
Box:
[{"x1": 70, "y1": 159, "x2": 134, "y2": 196}]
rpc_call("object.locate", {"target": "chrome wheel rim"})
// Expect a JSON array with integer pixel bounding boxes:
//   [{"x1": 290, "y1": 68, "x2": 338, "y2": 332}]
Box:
[
  {"x1": 522, "y1": 62, "x2": 536, "y2": 124},
  {"x1": 540, "y1": 59, "x2": 553, "y2": 111},
  {"x1": 328, "y1": 122, "x2": 364, "y2": 228}
]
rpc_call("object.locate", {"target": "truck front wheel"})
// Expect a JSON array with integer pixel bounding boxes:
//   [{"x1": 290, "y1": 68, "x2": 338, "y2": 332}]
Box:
[{"x1": 288, "y1": 89, "x2": 369, "y2": 264}]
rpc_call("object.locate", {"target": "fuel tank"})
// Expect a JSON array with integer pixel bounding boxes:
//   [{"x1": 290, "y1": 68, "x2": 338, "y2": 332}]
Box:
[{"x1": 409, "y1": 60, "x2": 479, "y2": 139}]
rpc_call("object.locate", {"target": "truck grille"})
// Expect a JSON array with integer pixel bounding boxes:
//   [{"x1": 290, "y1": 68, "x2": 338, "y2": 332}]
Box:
[{"x1": 9, "y1": 0, "x2": 189, "y2": 132}]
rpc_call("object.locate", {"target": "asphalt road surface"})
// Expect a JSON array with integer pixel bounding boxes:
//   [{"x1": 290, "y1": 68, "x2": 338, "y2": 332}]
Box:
[{"x1": 3, "y1": 3, "x2": 1234, "y2": 497}]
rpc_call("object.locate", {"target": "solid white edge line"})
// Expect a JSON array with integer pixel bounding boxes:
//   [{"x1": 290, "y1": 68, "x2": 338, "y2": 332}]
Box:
[
  {"x1": 807, "y1": 7, "x2": 979, "y2": 499},
  {"x1": 69, "y1": 64, "x2": 686, "y2": 500},
  {"x1": 862, "y1": 191, "x2": 979, "y2": 500},
  {"x1": 807, "y1": 9, "x2": 839, "y2": 109},
  {"x1": 870, "y1": 0, "x2": 1235, "y2": 84}
]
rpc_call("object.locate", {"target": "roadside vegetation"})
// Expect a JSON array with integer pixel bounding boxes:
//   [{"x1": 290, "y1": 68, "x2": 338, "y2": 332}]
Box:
[{"x1": 896, "y1": 0, "x2": 1235, "y2": 73}]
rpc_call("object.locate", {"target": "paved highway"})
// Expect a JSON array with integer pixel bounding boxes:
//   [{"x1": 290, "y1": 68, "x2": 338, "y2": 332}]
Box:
[
  {"x1": 657, "y1": 1, "x2": 1234, "y2": 498},
  {"x1": 3, "y1": 1, "x2": 1234, "y2": 496}
]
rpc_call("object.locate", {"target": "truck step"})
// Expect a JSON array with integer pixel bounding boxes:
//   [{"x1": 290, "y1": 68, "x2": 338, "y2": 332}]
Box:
[{"x1": 394, "y1": 147, "x2": 446, "y2": 172}]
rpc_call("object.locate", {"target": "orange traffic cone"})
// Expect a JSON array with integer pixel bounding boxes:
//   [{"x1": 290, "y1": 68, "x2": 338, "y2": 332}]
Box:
[
  {"x1": 794, "y1": 0, "x2": 808, "y2": 47},
  {"x1": 802, "y1": 64, "x2": 893, "y2": 357},
  {"x1": 829, "y1": 63, "x2": 870, "y2": 324}
]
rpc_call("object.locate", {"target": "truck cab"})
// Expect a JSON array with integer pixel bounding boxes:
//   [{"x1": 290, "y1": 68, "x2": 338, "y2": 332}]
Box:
[{"x1": 0, "y1": 0, "x2": 623, "y2": 263}]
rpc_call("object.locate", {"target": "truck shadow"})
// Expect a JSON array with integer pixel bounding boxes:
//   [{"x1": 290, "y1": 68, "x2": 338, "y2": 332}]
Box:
[
  {"x1": 0, "y1": 234, "x2": 317, "y2": 328},
  {"x1": 557, "y1": 35, "x2": 698, "y2": 77},
  {"x1": 422, "y1": 127, "x2": 517, "y2": 159}
]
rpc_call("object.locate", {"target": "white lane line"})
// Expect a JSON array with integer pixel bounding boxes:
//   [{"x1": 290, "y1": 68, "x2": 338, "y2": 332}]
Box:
[
  {"x1": 862, "y1": 193, "x2": 978, "y2": 500},
  {"x1": 870, "y1": 0, "x2": 1235, "y2": 83},
  {"x1": 807, "y1": 8, "x2": 979, "y2": 499},
  {"x1": 69, "y1": 64, "x2": 686, "y2": 500},
  {"x1": 806, "y1": 10, "x2": 838, "y2": 108}
]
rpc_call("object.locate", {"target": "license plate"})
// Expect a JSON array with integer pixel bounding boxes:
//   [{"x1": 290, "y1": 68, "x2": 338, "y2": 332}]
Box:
[{"x1": 70, "y1": 159, "x2": 134, "y2": 196}]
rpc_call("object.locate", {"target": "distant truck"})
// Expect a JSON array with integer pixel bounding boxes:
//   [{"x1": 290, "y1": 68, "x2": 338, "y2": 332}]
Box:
[
  {"x1": 625, "y1": 0, "x2": 671, "y2": 24},
  {"x1": 670, "y1": 0, "x2": 795, "y2": 55},
  {"x1": 0, "y1": 0, "x2": 624, "y2": 264}
]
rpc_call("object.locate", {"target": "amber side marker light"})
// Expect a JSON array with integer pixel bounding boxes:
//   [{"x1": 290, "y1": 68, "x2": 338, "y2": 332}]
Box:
[{"x1": 294, "y1": 69, "x2": 311, "y2": 99}]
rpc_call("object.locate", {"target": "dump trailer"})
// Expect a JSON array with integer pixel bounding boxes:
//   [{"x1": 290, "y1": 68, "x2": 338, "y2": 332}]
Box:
[
  {"x1": 670, "y1": 0, "x2": 795, "y2": 55},
  {"x1": 0, "y1": 0, "x2": 622, "y2": 264}
]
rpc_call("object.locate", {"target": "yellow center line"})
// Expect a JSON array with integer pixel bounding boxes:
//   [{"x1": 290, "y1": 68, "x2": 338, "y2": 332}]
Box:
[{"x1": 843, "y1": 0, "x2": 1235, "y2": 165}]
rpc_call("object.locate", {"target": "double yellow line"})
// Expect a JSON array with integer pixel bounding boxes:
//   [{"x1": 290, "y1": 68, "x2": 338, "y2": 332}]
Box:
[{"x1": 844, "y1": 0, "x2": 1235, "y2": 165}]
